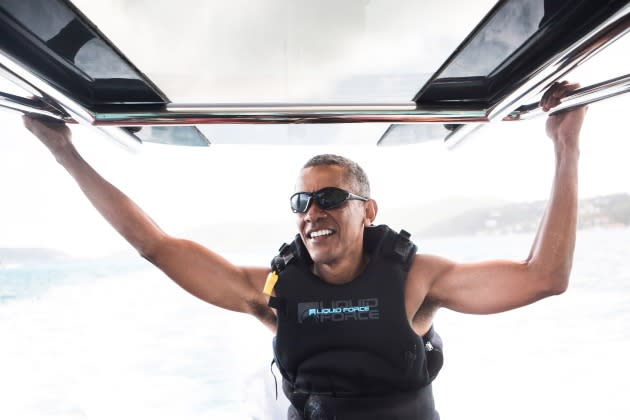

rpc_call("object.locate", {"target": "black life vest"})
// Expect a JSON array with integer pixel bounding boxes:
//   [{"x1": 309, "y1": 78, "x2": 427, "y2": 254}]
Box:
[{"x1": 267, "y1": 225, "x2": 443, "y2": 419}]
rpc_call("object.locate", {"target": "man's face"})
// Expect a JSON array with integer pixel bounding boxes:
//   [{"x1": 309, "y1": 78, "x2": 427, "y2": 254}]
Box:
[{"x1": 294, "y1": 164, "x2": 370, "y2": 267}]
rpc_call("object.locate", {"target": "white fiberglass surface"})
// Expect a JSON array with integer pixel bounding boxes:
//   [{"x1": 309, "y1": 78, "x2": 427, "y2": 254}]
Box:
[{"x1": 70, "y1": 0, "x2": 497, "y2": 103}]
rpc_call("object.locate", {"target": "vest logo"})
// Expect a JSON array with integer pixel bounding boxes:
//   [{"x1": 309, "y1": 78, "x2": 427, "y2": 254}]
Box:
[{"x1": 297, "y1": 298, "x2": 379, "y2": 323}]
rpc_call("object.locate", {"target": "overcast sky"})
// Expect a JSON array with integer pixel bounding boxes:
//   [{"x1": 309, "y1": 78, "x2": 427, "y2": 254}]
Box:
[
  {"x1": 2, "y1": 92, "x2": 630, "y2": 257},
  {"x1": 1, "y1": 0, "x2": 629, "y2": 256}
]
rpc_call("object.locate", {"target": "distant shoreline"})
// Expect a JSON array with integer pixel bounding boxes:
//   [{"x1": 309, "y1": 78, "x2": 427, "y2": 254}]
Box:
[
  {"x1": 417, "y1": 193, "x2": 630, "y2": 238},
  {"x1": 0, "y1": 247, "x2": 68, "y2": 266},
  {"x1": 2, "y1": 194, "x2": 628, "y2": 262}
]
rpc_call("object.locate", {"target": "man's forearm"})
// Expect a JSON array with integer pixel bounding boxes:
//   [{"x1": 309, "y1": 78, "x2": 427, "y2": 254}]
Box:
[
  {"x1": 59, "y1": 147, "x2": 166, "y2": 256},
  {"x1": 528, "y1": 142, "x2": 579, "y2": 292}
]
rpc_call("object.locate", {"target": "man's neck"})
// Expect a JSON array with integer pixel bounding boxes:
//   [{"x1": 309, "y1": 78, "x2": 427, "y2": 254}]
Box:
[{"x1": 312, "y1": 253, "x2": 369, "y2": 285}]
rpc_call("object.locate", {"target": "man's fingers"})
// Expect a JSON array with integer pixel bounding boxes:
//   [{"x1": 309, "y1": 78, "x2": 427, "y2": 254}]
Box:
[
  {"x1": 561, "y1": 82, "x2": 581, "y2": 91},
  {"x1": 22, "y1": 114, "x2": 34, "y2": 128},
  {"x1": 552, "y1": 82, "x2": 580, "y2": 99},
  {"x1": 22, "y1": 115, "x2": 41, "y2": 136},
  {"x1": 23, "y1": 114, "x2": 67, "y2": 135},
  {"x1": 540, "y1": 82, "x2": 560, "y2": 110},
  {"x1": 540, "y1": 81, "x2": 581, "y2": 111}
]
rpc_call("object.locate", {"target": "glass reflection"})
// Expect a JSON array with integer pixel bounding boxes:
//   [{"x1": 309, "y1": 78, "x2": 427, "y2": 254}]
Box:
[
  {"x1": 441, "y1": 0, "x2": 545, "y2": 78},
  {"x1": 130, "y1": 126, "x2": 210, "y2": 147},
  {"x1": 377, "y1": 124, "x2": 455, "y2": 146},
  {"x1": 1, "y1": 0, "x2": 139, "y2": 81}
]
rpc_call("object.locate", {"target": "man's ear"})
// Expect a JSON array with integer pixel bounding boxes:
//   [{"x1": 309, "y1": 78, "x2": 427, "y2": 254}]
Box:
[{"x1": 365, "y1": 199, "x2": 378, "y2": 226}]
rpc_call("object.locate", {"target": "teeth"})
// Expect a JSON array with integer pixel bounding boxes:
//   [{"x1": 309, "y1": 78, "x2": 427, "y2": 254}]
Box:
[{"x1": 310, "y1": 229, "x2": 334, "y2": 238}]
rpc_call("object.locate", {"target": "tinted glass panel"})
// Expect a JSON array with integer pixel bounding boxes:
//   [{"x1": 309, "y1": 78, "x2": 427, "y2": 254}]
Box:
[
  {"x1": 440, "y1": 0, "x2": 545, "y2": 78},
  {"x1": 377, "y1": 124, "x2": 457, "y2": 146},
  {"x1": 0, "y1": 0, "x2": 165, "y2": 106},
  {"x1": 130, "y1": 126, "x2": 210, "y2": 147},
  {"x1": 415, "y1": 0, "x2": 628, "y2": 106},
  {"x1": 1, "y1": 0, "x2": 139, "y2": 81}
]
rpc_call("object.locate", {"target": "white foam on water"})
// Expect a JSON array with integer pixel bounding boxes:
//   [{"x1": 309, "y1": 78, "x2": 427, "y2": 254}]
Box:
[
  {"x1": 0, "y1": 264, "x2": 286, "y2": 419},
  {"x1": 1, "y1": 228, "x2": 628, "y2": 419},
  {"x1": 430, "y1": 228, "x2": 630, "y2": 420}
]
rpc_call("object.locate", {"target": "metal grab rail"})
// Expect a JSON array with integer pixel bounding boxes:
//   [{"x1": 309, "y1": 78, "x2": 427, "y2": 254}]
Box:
[
  {"x1": 0, "y1": 90, "x2": 75, "y2": 122},
  {"x1": 3, "y1": 77, "x2": 629, "y2": 126},
  {"x1": 504, "y1": 74, "x2": 630, "y2": 120}
]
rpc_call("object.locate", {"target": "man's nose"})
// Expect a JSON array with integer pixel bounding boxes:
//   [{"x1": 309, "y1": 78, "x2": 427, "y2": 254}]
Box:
[{"x1": 304, "y1": 200, "x2": 326, "y2": 222}]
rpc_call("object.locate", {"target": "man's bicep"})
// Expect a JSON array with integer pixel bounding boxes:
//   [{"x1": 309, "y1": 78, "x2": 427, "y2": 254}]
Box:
[
  {"x1": 146, "y1": 236, "x2": 269, "y2": 314},
  {"x1": 425, "y1": 256, "x2": 555, "y2": 314}
]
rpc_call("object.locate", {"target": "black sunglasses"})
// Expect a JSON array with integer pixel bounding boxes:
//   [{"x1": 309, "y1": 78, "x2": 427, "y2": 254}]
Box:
[{"x1": 290, "y1": 187, "x2": 369, "y2": 213}]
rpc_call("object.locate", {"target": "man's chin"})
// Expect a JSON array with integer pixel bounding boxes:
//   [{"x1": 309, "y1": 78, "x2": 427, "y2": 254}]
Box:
[{"x1": 307, "y1": 249, "x2": 336, "y2": 266}]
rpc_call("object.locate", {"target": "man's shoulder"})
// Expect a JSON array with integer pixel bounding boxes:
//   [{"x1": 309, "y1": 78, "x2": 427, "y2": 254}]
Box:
[{"x1": 408, "y1": 253, "x2": 455, "y2": 285}]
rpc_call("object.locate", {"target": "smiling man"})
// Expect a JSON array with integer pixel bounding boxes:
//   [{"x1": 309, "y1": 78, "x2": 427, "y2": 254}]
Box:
[
  {"x1": 294, "y1": 159, "x2": 374, "y2": 281},
  {"x1": 22, "y1": 81, "x2": 585, "y2": 419}
]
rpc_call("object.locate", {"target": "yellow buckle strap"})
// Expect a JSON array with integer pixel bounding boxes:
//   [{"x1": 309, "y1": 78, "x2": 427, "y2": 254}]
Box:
[{"x1": 262, "y1": 271, "x2": 279, "y2": 295}]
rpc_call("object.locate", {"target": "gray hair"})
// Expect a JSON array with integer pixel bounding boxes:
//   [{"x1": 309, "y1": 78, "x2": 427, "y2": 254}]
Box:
[{"x1": 302, "y1": 154, "x2": 370, "y2": 197}]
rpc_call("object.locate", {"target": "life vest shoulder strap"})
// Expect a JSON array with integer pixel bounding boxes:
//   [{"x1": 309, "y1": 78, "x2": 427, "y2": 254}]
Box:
[
  {"x1": 264, "y1": 224, "x2": 418, "y2": 297},
  {"x1": 364, "y1": 225, "x2": 417, "y2": 271}
]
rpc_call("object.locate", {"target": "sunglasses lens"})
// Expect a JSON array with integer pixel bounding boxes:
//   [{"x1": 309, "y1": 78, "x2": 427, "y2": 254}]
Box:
[
  {"x1": 315, "y1": 188, "x2": 348, "y2": 209},
  {"x1": 290, "y1": 188, "x2": 356, "y2": 213},
  {"x1": 290, "y1": 193, "x2": 310, "y2": 213}
]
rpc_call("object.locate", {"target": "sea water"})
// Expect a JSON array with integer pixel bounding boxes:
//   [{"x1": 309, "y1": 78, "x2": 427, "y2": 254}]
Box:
[{"x1": 1, "y1": 228, "x2": 628, "y2": 419}]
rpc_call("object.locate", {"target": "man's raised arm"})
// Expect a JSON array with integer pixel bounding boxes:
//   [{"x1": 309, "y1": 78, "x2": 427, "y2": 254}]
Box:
[
  {"x1": 23, "y1": 116, "x2": 274, "y2": 329},
  {"x1": 419, "y1": 82, "x2": 586, "y2": 315}
]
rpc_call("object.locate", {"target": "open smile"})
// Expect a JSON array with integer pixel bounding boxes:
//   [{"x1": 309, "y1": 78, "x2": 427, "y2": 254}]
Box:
[{"x1": 308, "y1": 229, "x2": 335, "y2": 239}]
